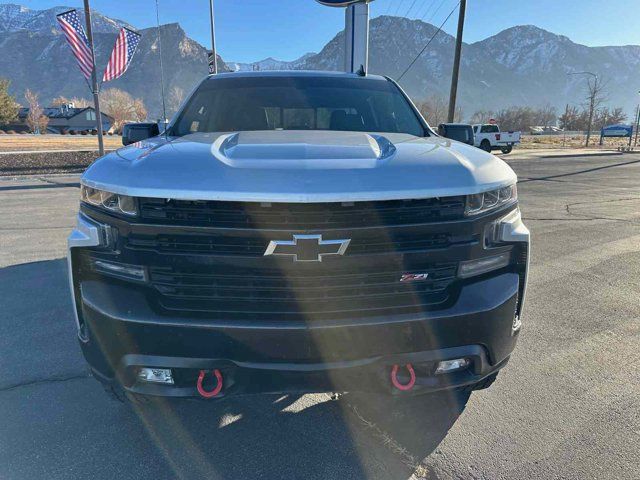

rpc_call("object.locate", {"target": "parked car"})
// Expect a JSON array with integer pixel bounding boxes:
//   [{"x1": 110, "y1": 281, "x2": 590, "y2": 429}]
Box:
[
  {"x1": 438, "y1": 123, "x2": 475, "y2": 145},
  {"x1": 68, "y1": 71, "x2": 529, "y2": 402},
  {"x1": 473, "y1": 123, "x2": 521, "y2": 154}
]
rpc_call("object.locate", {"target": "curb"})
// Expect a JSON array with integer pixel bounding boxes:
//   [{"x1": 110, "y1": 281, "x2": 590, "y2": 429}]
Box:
[
  {"x1": 503, "y1": 151, "x2": 625, "y2": 160},
  {"x1": 539, "y1": 152, "x2": 624, "y2": 159}
]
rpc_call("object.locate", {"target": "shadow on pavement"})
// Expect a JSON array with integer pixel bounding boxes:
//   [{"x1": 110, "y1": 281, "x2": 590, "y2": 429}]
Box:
[{"x1": 0, "y1": 259, "x2": 469, "y2": 479}]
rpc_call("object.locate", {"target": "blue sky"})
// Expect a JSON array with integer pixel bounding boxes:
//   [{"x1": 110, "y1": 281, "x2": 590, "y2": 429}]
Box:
[{"x1": 14, "y1": 0, "x2": 640, "y2": 62}]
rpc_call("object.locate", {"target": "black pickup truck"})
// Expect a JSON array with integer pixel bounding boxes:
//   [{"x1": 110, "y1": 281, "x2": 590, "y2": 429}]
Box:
[{"x1": 68, "y1": 71, "x2": 529, "y2": 402}]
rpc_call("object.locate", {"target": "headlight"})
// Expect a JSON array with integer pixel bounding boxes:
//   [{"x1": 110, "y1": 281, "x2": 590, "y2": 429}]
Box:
[
  {"x1": 465, "y1": 184, "x2": 517, "y2": 216},
  {"x1": 80, "y1": 186, "x2": 138, "y2": 216}
]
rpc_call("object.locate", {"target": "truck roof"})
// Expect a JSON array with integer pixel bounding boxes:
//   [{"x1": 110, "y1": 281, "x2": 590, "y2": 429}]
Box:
[{"x1": 208, "y1": 70, "x2": 390, "y2": 82}]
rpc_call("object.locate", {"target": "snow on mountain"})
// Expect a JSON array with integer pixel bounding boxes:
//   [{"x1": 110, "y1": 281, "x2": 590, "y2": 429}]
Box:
[
  {"x1": 300, "y1": 17, "x2": 640, "y2": 115},
  {"x1": 0, "y1": 3, "x2": 131, "y2": 34},
  {"x1": 2, "y1": 5, "x2": 639, "y2": 118},
  {"x1": 227, "y1": 53, "x2": 316, "y2": 72}
]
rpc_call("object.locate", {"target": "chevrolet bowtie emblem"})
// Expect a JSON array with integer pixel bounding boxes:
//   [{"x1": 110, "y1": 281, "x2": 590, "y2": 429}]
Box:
[{"x1": 264, "y1": 235, "x2": 351, "y2": 262}]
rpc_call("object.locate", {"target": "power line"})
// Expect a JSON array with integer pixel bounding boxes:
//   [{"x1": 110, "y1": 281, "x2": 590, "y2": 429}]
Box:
[
  {"x1": 404, "y1": 0, "x2": 420, "y2": 17},
  {"x1": 396, "y1": 1, "x2": 460, "y2": 82},
  {"x1": 416, "y1": 0, "x2": 438, "y2": 21},
  {"x1": 382, "y1": 0, "x2": 394, "y2": 15},
  {"x1": 424, "y1": 0, "x2": 448, "y2": 24},
  {"x1": 413, "y1": 0, "x2": 432, "y2": 18},
  {"x1": 393, "y1": 0, "x2": 407, "y2": 16},
  {"x1": 376, "y1": 0, "x2": 424, "y2": 63}
]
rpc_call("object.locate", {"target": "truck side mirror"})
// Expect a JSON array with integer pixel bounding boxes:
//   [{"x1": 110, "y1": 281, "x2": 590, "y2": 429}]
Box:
[{"x1": 122, "y1": 123, "x2": 160, "y2": 146}]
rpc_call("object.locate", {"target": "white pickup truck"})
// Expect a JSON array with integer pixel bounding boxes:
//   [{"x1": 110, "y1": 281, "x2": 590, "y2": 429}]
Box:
[{"x1": 473, "y1": 124, "x2": 521, "y2": 154}]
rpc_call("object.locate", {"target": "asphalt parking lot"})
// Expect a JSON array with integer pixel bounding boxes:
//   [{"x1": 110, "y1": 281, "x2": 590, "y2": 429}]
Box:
[{"x1": 1, "y1": 151, "x2": 639, "y2": 479}]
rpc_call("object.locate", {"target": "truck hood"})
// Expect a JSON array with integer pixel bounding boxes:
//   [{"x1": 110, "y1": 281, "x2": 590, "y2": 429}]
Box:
[{"x1": 82, "y1": 131, "x2": 517, "y2": 202}]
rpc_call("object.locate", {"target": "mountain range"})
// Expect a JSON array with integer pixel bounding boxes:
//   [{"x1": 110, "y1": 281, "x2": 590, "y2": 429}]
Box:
[
  {"x1": 0, "y1": 4, "x2": 228, "y2": 118},
  {"x1": 227, "y1": 53, "x2": 316, "y2": 73},
  {"x1": 1, "y1": 3, "x2": 639, "y2": 119}
]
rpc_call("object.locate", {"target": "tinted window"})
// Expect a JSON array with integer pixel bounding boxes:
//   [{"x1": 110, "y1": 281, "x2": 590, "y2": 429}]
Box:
[
  {"x1": 481, "y1": 124, "x2": 500, "y2": 133},
  {"x1": 171, "y1": 76, "x2": 425, "y2": 137},
  {"x1": 440, "y1": 125, "x2": 473, "y2": 144}
]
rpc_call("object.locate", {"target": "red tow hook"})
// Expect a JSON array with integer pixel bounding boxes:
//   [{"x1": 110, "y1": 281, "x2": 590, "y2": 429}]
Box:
[
  {"x1": 391, "y1": 364, "x2": 416, "y2": 391},
  {"x1": 197, "y1": 369, "x2": 223, "y2": 398}
]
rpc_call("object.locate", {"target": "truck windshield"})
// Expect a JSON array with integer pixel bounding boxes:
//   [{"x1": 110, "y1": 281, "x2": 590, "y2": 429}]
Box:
[{"x1": 170, "y1": 76, "x2": 426, "y2": 137}]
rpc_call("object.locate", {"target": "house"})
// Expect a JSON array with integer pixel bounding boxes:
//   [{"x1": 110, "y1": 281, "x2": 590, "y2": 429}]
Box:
[{"x1": 1, "y1": 104, "x2": 113, "y2": 134}]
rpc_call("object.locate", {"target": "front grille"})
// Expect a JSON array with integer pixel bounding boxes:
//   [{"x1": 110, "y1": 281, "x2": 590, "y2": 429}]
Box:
[
  {"x1": 138, "y1": 196, "x2": 466, "y2": 229},
  {"x1": 148, "y1": 263, "x2": 458, "y2": 319},
  {"x1": 81, "y1": 197, "x2": 508, "y2": 322},
  {"x1": 127, "y1": 231, "x2": 474, "y2": 257}
]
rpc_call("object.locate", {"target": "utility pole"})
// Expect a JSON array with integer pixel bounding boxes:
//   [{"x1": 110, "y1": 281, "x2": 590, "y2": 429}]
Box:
[
  {"x1": 83, "y1": 0, "x2": 104, "y2": 156},
  {"x1": 447, "y1": 0, "x2": 466, "y2": 123},
  {"x1": 208, "y1": 0, "x2": 217, "y2": 74}
]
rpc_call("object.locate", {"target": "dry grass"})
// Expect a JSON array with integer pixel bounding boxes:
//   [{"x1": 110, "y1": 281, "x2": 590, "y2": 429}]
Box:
[
  {"x1": 520, "y1": 134, "x2": 634, "y2": 150},
  {"x1": 0, "y1": 134, "x2": 123, "y2": 152}
]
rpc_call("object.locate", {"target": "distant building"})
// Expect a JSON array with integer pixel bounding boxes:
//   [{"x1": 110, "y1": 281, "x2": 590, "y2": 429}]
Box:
[{"x1": 0, "y1": 104, "x2": 113, "y2": 134}]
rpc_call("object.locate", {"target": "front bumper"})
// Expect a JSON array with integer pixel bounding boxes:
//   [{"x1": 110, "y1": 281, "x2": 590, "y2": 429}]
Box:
[{"x1": 68, "y1": 211, "x2": 529, "y2": 398}]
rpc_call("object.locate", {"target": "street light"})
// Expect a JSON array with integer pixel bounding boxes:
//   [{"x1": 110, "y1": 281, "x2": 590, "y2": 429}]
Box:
[{"x1": 567, "y1": 71, "x2": 598, "y2": 147}]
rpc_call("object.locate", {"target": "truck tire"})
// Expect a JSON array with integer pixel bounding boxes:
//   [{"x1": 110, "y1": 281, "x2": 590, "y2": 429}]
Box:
[
  {"x1": 500, "y1": 145, "x2": 513, "y2": 154},
  {"x1": 480, "y1": 139, "x2": 492, "y2": 152}
]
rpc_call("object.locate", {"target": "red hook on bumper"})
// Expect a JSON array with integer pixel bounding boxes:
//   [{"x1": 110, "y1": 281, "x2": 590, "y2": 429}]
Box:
[
  {"x1": 391, "y1": 364, "x2": 416, "y2": 391},
  {"x1": 197, "y1": 369, "x2": 223, "y2": 398}
]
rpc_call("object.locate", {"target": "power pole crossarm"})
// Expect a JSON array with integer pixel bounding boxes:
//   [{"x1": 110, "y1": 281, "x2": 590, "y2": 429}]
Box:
[
  {"x1": 447, "y1": 0, "x2": 466, "y2": 123},
  {"x1": 83, "y1": 0, "x2": 105, "y2": 156}
]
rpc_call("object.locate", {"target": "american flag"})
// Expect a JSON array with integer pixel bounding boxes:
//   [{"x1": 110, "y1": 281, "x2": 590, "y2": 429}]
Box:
[
  {"x1": 56, "y1": 9, "x2": 94, "y2": 79},
  {"x1": 103, "y1": 28, "x2": 141, "y2": 82}
]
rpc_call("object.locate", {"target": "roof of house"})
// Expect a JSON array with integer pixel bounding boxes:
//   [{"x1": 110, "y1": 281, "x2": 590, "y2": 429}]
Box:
[{"x1": 17, "y1": 107, "x2": 113, "y2": 122}]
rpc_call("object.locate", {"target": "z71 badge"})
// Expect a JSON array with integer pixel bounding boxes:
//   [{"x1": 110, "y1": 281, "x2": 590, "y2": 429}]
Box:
[{"x1": 400, "y1": 273, "x2": 429, "y2": 282}]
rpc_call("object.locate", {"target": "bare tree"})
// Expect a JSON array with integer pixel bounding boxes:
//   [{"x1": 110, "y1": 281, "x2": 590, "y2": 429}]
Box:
[
  {"x1": 24, "y1": 89, "x2": 48, "y2": 134},
  {"x1": 536, "y1": 103, "x2": 557, "y2": 127},
  {"x1": 469, "y1": 110, "x2": 495, "y2": 125},
  {"x1": 70, "y1": 97, "x2": 92, "y2": 108},
  {"x1": 167, "y1": 86, "x2": 185, "y2": 117},
  {"x1": 593, "y1": 106, "x2": 627, "y2": 130},
  {"x1": 52, "y1": 96, "x2": 91, "y2": 108},
  {"x1": 100, "y1": 88, "x2": 147, "y2": 132},
  {"x1": 51, "y1": 96, "x2": 70, "y2": 107},
  {"x1": 584, "y1": 76, "x2": 607, "y2": 146},
  {"x1": 417, "y1": 95, "x2": 448, "y2": 126}
]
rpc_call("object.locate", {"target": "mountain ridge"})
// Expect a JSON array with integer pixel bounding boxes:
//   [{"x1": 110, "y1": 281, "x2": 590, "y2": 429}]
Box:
[
  {"x1": 0, "y1": 3, "x2": 132, "y2": 33},
  {"x1": 227, "y1": 53, "x2": 316, "y2": 72},
  {"x1": 1, "y1": 5, "x2": 638, "y2": 118}
]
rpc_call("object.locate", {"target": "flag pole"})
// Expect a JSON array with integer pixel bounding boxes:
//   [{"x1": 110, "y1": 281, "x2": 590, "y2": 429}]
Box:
[
  {"x1": 83, "y1": 0, "x2": 105, "y2": 156},
  {"x1": 208, "y1": 0, "x2": 217, "y2": 74}
]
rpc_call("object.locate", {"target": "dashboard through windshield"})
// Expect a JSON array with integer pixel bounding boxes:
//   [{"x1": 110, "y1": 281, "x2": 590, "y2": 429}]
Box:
[{"x1": 170, "y1": 75, "x2": 427, "y2": 137}]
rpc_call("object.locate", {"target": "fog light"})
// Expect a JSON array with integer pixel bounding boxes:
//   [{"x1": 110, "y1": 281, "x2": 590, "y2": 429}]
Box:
[
  {"x1": 435, "y1": 358, "x2": 470, "y2": 375},
  {"x1": 458, "y1": 252, "x2": 510, "y2": 278},
  {"x1": 92, "y1": 259, "x2": 147, "y2": 282},
  {"x1": 138, "y1": 368, "x2": 174, "y2": 384}
]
